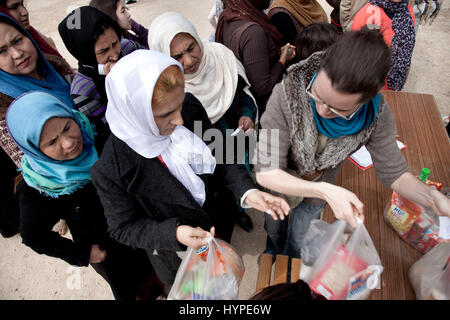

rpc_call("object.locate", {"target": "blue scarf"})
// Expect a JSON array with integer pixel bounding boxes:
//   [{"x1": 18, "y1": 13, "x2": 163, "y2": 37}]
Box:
[
  {"x1": 310, "y1": 75, "x2": 380, "y2": 138},
  {"x1": 6, "y1": 91, "x2": 98, "y2": 198},
  {"x1": 0, "y1": 13, "x2": 73, "y2": 107}
]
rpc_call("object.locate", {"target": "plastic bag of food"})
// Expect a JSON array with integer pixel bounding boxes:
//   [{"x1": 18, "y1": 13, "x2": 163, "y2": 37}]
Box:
[
  {"x1": 384, "y1": 191, "x2": 443, "y2": 253},
  {"x1": 168, "y1": 237, "x2": 245, "y2": 300},
  {"x1": 408, "y1": 242, "x2": 450, "y2": 300},
  {"x1": 303, "y1": 218, "x2": 383, "y2": 300}
]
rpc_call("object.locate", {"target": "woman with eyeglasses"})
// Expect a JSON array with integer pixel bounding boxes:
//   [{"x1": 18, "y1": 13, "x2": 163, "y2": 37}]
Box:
[{"x1": 253, "y1": 29, "x2": 450, "y2": 259}]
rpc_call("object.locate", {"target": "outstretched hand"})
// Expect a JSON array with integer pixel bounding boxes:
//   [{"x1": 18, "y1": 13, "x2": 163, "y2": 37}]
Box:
[
  {"x1": 320, "y1": 182, "x2": 365, "y2": 228},
  {"x1": 244, "y1": 190, "x2": 291, "y2": 221}
]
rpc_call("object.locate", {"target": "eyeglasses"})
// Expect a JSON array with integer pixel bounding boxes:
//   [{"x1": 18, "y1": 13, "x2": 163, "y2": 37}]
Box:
[{"x1": 306, "y1": 77, "x2": 363, "y2": 121}]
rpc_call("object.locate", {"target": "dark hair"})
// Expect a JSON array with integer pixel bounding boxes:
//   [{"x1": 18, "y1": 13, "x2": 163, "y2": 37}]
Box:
[
  {"x1": 0, "y1": 1, "x2": 7, "y2": 7},
  {"x1": 89, "y1": 0, "x2": 121, "y2": 25},
  {"x1": 294, "y1": 22, "x2": 341, "y2": 63},
  {"x1": 319, "y1": 28, "x2": 391, "y2": 103},
  {"x1": 250, "y1": 280, "x2": 326, "y2": 300},
  {"x1": 92, "y1": 16, "x2": 122, "y2": 44},
  {"x1": 250, "y1": 0, "x2": 271, "y2": 11}
]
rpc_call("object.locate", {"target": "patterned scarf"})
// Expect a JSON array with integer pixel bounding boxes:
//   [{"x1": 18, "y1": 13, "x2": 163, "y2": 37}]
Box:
[{"x1": 369, "y1": 0, "x2": 415, "y2": 91}]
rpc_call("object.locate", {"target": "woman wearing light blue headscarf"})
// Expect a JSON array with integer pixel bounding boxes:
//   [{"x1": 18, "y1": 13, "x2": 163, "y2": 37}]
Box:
[
  {"x1": 0, "y1": 12, "x2": 74, "y2": 238},
  {"x1": 7, "y1": 91, "x2": 97, "y2": 197},
  {"x1": 6, "y1": 91, "x2": 155, "y2": 300}
]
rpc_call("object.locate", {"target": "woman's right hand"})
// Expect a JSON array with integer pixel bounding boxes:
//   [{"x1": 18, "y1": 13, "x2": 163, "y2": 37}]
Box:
[
  {"x1": 176, "y1": 226, "x2": 215, "y2": 249},
  {"x1": 319, "y1": 182, "x2": 365, "y2": 228},
  {"x1": 89, "y1": 244, "x2": 107, "y2": 263},
  {"x1": 280, "y1": 43, "x2": 296, "y2": 65},
  {"x1": 103, "y1": 61, "x2": 117, "y2": 75}
]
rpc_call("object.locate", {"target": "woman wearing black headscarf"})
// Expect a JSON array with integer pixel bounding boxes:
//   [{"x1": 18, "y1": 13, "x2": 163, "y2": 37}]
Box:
[{"x1": 58, "y1": 6, "x2": 143, "y2": 150}]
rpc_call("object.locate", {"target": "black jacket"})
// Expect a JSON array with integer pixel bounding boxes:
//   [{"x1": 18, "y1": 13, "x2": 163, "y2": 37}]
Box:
[
  {"x1": 90, "y1": 93, "x2": 255, "y2": 284},
  {"x1": 16, "y1": 180, "x2": 153, "y2": 300},
  {"x1": 17, "y1": 181, "x2": 109, "y2": 266}
]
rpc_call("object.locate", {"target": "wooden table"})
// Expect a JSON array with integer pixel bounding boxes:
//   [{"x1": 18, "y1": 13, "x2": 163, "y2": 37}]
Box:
[{"x1": 322, "y1": 91, "x2": 450, "y2": 299}]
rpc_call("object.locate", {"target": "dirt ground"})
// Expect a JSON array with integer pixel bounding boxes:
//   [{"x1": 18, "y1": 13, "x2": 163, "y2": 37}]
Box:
[{"x1": 0, "y1": 0, "x2": 449, "y2": 300}]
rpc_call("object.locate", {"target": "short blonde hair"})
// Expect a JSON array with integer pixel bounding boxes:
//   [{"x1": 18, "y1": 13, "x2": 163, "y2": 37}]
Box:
[{"x1": 152, "y1": 65, "x2": 184, "y2": 107}]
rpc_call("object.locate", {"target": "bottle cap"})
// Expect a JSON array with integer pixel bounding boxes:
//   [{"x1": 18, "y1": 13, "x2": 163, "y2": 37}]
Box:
[{"x1": 419, "y1": 168, "x2": 430, "y2": 181}]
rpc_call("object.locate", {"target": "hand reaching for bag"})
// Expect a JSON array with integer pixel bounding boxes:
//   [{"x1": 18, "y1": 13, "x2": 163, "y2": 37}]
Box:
[
  {"x1": 244, "y1": 190, "x2": 291, "y2": 221},
  {"x1": 319, "y1": 182, "x2": 365, "y2": 228}
]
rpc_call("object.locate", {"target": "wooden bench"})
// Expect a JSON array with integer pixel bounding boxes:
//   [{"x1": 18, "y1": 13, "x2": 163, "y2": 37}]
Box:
[{"x1": 255, "y1": 254, "x2": 302, "y2": 293}]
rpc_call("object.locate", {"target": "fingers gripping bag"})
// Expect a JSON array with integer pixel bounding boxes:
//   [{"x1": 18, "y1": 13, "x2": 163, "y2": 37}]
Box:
[
  {"x1": 408, "y1": 242, "x2": 450, "y2": 300},
  {"x1": 168, "y1": 237, "x2": 245, "y2": 300},
  {"x1": 384, "y1": 191, "x2": 445, "y2": 253},
  {"x1": 303, "y1": 218, "x2": 384, "y2": 300},
  {"x1": 383, "y1": 170, "x2": 445, "y2": 254}
]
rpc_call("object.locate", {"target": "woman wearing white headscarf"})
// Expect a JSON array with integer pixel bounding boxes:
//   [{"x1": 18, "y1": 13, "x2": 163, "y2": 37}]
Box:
[
  {"x1": 148, "y1": 11, "x2": 258, "y2": 133},
  {"x1": 90, "y1": 50, "x2": 290, "y2": 287},
  {"x1": 148, "y1": 12, "x2": 261, "y2": 232}
]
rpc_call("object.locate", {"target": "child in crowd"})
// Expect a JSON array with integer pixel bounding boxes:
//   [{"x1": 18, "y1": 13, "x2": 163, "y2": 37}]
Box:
[
  {"x1": 291, "y1": 22, "x2": 341, "y2": 64},
  {"x1": 90, "y1": 0, "x2": 149, "y2": 49}
]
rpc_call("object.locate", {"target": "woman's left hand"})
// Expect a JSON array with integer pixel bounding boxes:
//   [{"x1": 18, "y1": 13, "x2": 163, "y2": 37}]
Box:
[
  {"x1": 244, "y1": 190, "x2": 291, "y2": 220},
  {"x1": 238, "y1": 116, "x2": 254, "y2": 133},
  {"x1": 430, "y1": 188, "x2": 450, "y2": 217}
]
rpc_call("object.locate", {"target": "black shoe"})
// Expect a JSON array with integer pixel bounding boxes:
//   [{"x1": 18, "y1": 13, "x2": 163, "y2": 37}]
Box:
[
  {"x1": 236, "y1": 212, "x2": 253, "y2": 233},
  {"x1": 124, "y1": 0, "x2": 136, "y2": 4}
]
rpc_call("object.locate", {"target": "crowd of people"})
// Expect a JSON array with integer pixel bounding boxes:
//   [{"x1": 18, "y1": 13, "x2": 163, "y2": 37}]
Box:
[{"x1": 0, "y1": 0, "x2": 448, "y2": 300}]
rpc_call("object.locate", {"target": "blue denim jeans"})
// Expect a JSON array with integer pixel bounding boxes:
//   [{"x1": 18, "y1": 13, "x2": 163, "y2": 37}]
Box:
[{"x1": 264, "y1": 201, "x2": 325, "y2": 258}]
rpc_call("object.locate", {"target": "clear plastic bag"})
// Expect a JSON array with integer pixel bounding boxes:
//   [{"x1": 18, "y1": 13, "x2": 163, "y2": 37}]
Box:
[
  {"x1": 303, "y1": 219, "x2": 384, "y2": 300},
  {"x1": 384, "y1": 191, "x2": 443, "y2": 253},
  {"x1": 168, "y1": 237, "x2": 245, "y2": 300},
  {"x1": 408, "y1": 242, "x2": 450, "y2": 300}
]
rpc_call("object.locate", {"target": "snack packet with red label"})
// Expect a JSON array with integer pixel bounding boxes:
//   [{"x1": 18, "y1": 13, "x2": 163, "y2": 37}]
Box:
[
  {"x1": 309, "y1": 245, "x2": 369, "y2": 299},
  {"x1": 304, "y1": 219, "x2": 383, "y2": 300},
  {"x1": 384, "y1": 191, "x2": 444, "y2": 253}
]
